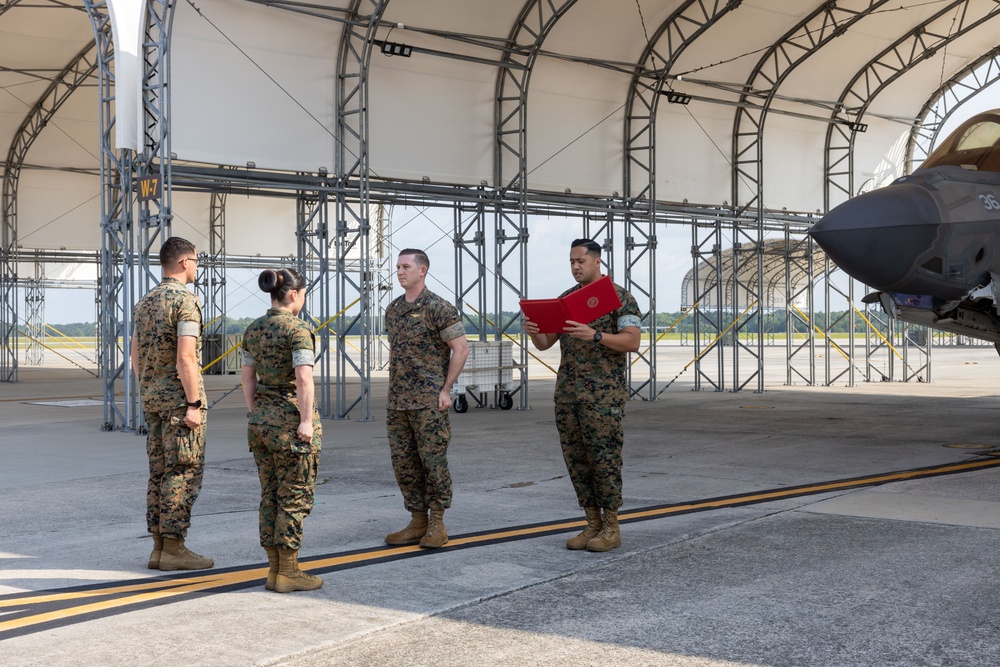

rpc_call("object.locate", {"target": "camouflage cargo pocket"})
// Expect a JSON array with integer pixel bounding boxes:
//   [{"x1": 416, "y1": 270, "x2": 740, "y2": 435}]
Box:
[
  {"x1": 168, "y1": 413, "x2": 202, "y2": 467},
  {"x1": 277, "y1": 429, "x2": 318, "y2": 455},
  {"x1": 177, "y1": 427, "x2": 198, "y2": 466}
]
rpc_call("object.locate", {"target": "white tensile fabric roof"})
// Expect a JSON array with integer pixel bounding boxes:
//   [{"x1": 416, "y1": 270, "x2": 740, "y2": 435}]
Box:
[{"x1": 4, "y1": 0, "x2": 1000, "y2": 257}]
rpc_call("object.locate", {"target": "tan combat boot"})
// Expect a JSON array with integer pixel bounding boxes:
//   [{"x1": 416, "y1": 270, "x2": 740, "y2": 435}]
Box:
[
  {"x1": 147, "y1": 529, "x2": 163, "y2": 569},
  {"x1": 566, "y1": 507, "x2": 602, "y2": 550},
  {"x1": 385, "y1": 510, "x2": 428, "y2": 546},
  {"x1": 264, "y1": 546, "x2": 279, "y2": 591},
  {"x1": 274, "y1": 548, "x2": 323, "y2": 593},
  {"x1": 586, "y1": 508, "x2": 621, "y2": 552},
  {"x1": 419, "y1": 508, "x2": 448, "y2": 549},
  {"x1": 158, "y1": 536, "x2": 214, "y2": 570}
]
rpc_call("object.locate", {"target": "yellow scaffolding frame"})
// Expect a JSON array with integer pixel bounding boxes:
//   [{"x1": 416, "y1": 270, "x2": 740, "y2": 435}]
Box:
[
  {"x1": 201, "y1": 298, "x2": 362, "y2": 373},
  {"x1": 631, "y1": 301, "x2": 699, "y2": 368},
  {"x1": 658, "y1": 300, "x2": 757, "y2": 391},
  {"x1": 853, "y1": 305, "x2": 903, "y2": 361},
  {"x1": 4, "y1": 323, "x2": 98, "y2": 376}
]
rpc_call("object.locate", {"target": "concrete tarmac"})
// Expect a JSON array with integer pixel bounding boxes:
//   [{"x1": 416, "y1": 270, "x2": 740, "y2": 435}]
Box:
[{"x1": 3, "y1": 345, "x2": 1000, "y2": 666}]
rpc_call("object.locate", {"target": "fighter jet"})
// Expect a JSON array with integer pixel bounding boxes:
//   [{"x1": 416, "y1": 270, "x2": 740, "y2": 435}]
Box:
[{"x1": 809, "y1": 109, "x2": 1000, "y2": 344}]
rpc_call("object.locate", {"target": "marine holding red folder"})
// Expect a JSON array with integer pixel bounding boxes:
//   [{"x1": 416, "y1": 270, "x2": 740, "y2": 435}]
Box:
[
  {"x1": 519, "y1": 275, "x2": 621, "y2": 334},
  {"x1": 521, "y1": 238, "x2": 642, "y2": 554}
]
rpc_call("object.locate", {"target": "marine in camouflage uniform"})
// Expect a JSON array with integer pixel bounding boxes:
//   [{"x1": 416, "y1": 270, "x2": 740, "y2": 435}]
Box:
[
  {"x1": 524, "y1": 239, "x2": 641, "y2": 552},
  {"x1": 133, "y1": 276, "x2": 208, "y2": 543},
  {"x1": 385, "y1": 287, "x2": 466, "y2": 514},
  {"x1": 242, "y1": 309, "x2": 322, "y2": 552},
  {"x1": 553, "y1": 280, "x2": 641, "y2": 512}
]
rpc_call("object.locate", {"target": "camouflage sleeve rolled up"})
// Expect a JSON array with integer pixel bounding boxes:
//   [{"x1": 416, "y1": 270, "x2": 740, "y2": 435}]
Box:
[
  {"x1": 244, "y1": 308, "x2": 319, "y2": 434},
  {"x1": 175, "y1": 287, "x2": 202, "y2": 336},
  {"x1": 428, "y1": 296, "x2": 464, "y2": 343},
  {"x1": 133, "y1": 278, "x2": 205, "y2": 414},
  {"x1": 288, "y1": 318, "x2": 316, "y2": 367},
  {"x1": 616, "y1": 288, "x2": 642, "y2": 331}
]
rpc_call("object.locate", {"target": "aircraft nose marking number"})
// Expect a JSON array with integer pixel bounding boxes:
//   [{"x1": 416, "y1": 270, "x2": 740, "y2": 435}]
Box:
[{"x1": 978, "y1": 193, "x2": 1000, "y2": 210}]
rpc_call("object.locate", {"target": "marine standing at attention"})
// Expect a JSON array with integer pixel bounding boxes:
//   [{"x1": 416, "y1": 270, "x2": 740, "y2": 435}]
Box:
[
  {"x1": 383, "y1": 248, "x2": 469, "y2": 549},
  {"x1": 523, "y1": 238, "x2": 641, "y2": 552},
  {"x1": 242, "y1": 268, "x2": 323, "y2": 593},
  {"x1": 131, "y1": 236, "x2": 214, "y2": 571}
]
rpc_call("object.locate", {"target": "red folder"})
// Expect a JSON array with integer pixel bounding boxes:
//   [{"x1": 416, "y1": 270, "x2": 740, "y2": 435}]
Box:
[{"x1": 520, "y1": 275, "x2": 622, "y2": 334}]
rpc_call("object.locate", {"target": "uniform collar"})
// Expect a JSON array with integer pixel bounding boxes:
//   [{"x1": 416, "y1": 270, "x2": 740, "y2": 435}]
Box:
[
  {"x1": 399, "y1": 285, "x2": 430, "y2": 310},
  {"x1": 401, "y1": 287, "x2": 429, "y2": 307}
]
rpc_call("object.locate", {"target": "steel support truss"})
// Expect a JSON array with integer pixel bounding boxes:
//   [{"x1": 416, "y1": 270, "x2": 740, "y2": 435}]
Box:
[
  {"x1": 370, "y1": 202, "x2": 391, "y2": 371},
  {"x1": 909, "y1": 47, "x2": 1000, "y2": 171},
  {"x1": 731, "y1": 0, "x2": 889, "y2": 393},
  {"x1": 583, "y1": 205, "x2": 617, "y2": 281},
  {"x1": 860, "y1": 299, "x2": 931, "y2": 383},
  {"x1": 826, "y1": 0, "x2": 1000, "y2": 206},
  {"x1": 688, "y1": 216, "x2": 726, "y2": 391},
  {"x1": 820, "y1": 259, "x2": 857, "y2": 387},
  {"x1": 83, "y1": 0, "x2": 175, "y2": 431},
  {"x1": 330, "y1": 0, "x2": 386, "y2": 421},
  {"x1": 2, "y1": 37, "x2": 101, "y2": 382},
  {"x1": 454, "y1": 189, "x2": 488, "y2": 339},
  {"x1": 201, "y1": 178, "x2": 228, "y2": 374},
  {"x1": 783, "y1": 233, "x2": 816, "y2": 385},
  {"x1": 24, "y1": 261, "x2": 43, "y2": 366},
  {"x1": 495, "y1": 0, "x2": 577, "y2": 411},
  {"x1": 624, "y1": 0, "x2": 739, "y2": 399},
  {"x1": 296, "y1": 190, "x2": 332, "y2": 415},
  {"x1": 27, "y1": 0, "x2": 1000, "y2": 405}
]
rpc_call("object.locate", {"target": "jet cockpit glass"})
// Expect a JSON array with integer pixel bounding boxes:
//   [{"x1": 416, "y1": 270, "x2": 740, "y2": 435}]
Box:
[
  {"x1": 922, "y1": 111, "x2": 1000, "y2": 172},
  {"x1": 953, "y1": 120, "x2": 1000, "y2": 151}
]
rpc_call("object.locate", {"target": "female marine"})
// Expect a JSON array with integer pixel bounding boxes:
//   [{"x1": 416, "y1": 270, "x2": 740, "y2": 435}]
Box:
[{"x1": 241, "y1": 268, "x2": 323, "y2": 593}]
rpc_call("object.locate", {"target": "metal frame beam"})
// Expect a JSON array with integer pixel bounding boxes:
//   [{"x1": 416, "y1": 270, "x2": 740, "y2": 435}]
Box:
[
  {"x1": 624, "y1": 0, "x2": 738, "y2": 398},
  {"x1": 688, "y1": 217, "x2": 725, "y2": 391},
  {"x1": 331, "y1": 0, "x2": 386, "y2": 421},
  {"x1": 2, "y1": 39, "x2": 100, "y2": 382},
  {"x1": 24, "y1": 261, "x2": 43, "y2": 366},
  {"x1": 494, "y1": 0, "x2": 577, "y2": 411},
  {"x1": 83, "y1": 0, "x2": 176, "y2": 431},
  {"x1": 825, "y1": 0, "x2": 1000, "y2": 206},
  {"x1": 370, "y1": 202, "x2": 392, "y2": 371},
  {"x1": 908, "y1": 47, "x2": 1000, "y2": 170},
  {"x1": 729, "y1": 0, "x2": 889, "y2": 392},
  {"x1": 783, "y1": 233, "x2": 815, "y2": 385},
  {"x1": 454, "y1": 190, "x2": 488, "y2": 339},
  {"x1": 295, "y1": 189, "x2": 331, "y2": 413},
  {"x1": 201, "y1": 177, "x2": 228, "y2": 374}
]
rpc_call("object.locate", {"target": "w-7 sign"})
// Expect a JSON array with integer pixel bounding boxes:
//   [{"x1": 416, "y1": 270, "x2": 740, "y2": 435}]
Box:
[{"x1": 137, "y1": 176, "x2": 161, "y2": 202}]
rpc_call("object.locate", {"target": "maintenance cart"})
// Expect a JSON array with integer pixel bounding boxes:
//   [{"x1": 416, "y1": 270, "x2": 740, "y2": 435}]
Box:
[{"x1": 453, "y1": 340, "x2": 514, "y2": 413}]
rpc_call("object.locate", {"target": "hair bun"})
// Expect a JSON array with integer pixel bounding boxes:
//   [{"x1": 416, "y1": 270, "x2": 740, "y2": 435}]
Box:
[{"x1": 258, "y1": 269, "x2": 284, "y2": 293}]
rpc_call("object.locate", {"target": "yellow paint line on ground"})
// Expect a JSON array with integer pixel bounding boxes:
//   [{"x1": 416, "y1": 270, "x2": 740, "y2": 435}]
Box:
[{"x1": 3, "y1": 456, "x2": 999, "y2": 637}]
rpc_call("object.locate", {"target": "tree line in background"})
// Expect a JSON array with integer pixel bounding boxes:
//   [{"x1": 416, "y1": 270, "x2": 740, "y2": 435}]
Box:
[{"x1": 46, "y1": 310, "x2": 878, "y2": 339}]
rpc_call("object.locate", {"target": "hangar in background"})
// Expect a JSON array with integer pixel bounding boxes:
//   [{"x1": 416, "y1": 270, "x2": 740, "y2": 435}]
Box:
[{"x1": 4, "y1": 1, "x2": 1000, "y2": 428}]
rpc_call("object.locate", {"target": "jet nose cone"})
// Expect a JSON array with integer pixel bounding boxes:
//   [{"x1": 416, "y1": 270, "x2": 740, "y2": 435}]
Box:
[{"x1": 809, "y1": 183, "x2": 939, "y2": 291}]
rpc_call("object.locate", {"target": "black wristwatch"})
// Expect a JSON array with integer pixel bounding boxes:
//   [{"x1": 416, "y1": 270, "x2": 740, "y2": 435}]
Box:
[
  {"x1": 593, "y1": 331, "x2": 603, "y2": 343},
  {"x1": 186, "y1": 399, "x2": 202, "y2": 409}
]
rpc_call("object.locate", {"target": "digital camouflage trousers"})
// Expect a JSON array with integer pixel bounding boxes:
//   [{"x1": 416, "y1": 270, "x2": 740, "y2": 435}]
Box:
[
  {"x1": 248, "y1": 423, "x2": 320, "y2": 550},
  {"x1": 554, "y1": 402, "x2": 624, "y2": 510},
  {"x1": 146, "y1": 408, "x2": 207, "y2": 539},
  {"x1": 386, "y1": 407, "x2": 452, "y2": 511}
]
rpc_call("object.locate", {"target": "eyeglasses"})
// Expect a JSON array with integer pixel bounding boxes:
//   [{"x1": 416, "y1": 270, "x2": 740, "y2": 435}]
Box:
[{"x1": 181, "y1": 256, "x2": 198, "y2": 266}]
